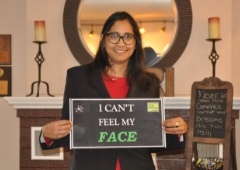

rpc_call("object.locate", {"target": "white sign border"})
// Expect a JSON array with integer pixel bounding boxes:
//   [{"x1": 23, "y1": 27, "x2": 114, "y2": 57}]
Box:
[{"x1": 69, "y1": 98, "x2": 166, "y2": 149}]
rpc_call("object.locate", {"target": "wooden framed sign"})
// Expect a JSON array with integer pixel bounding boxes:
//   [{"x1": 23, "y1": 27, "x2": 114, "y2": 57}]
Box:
[
  {"x1": 0, "y1": 66, "x2": 11, "y2": 96},
  {"x1": 0, "y1": 34, "x2": 11, "y2": 65},
  {"x1": 69, "y1": 98, "x2": 166, "y2": 149},
  {"x1": 186, "y1": 77, "x2": 233, "y2": 170}
]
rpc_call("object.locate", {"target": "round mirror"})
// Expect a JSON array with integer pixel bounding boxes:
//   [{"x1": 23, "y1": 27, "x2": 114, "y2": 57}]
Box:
[
  {"x1": 63, "y1": 0, "x2": 192, "y2": 70},
  {"x1": 78, "y1": 0, "x2": 177, "y2": 60}
]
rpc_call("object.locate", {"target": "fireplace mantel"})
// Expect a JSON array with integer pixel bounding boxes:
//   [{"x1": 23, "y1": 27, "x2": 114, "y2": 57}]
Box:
[{"x1": 4, "y1": 96, "x2": 240, "y2": 110}]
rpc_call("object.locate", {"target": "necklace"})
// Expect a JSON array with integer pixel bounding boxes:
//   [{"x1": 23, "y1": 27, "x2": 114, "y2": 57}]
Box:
[
  {"x1": 105, "y1": 69, "x2": 125, "y2": 81},
  {"x1": 109, "y1": 76, "x2": 118, "y2": 81},
  {"x1": 105, "y1": 74, "x2": 122, "y2": 81}
]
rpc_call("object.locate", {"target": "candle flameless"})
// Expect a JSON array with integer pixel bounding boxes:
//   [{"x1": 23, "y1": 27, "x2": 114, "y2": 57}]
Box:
[
  {"x1": 34, "y1": 21, "x2": 46, "y2": 41},
  {"x1": 208, "y1": 17, "x2": 220, "y2": 39}
]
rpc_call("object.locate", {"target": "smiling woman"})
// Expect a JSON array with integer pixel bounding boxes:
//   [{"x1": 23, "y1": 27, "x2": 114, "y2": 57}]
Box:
[{"x1": 63, "y1": 0, "x2": 192, "y2": 70}]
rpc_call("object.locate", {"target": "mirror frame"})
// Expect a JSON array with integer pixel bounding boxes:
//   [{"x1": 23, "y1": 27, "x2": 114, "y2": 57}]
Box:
[{"x1": 63, "y1": 0, "x2": 192, "y2": 70}]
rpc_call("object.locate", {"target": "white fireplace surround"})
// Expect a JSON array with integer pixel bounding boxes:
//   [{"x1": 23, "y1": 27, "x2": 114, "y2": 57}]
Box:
[{"x1": 4, "y1": 97, "x2": 240, "y2": 110}]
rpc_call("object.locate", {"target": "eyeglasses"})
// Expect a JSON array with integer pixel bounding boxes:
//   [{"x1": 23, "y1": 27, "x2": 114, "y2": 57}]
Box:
[{"x1": 106, "y1": 32, "x2": 136, "y2": 45}]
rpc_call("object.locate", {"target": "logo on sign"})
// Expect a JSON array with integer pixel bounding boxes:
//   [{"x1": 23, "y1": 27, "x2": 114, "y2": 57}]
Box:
[
  {"x1": 147, "y1": 102, "x2": 159, "y2": 112},
  {"x1": 75, "y1": 105, "x2": 84, "y2": 112}
]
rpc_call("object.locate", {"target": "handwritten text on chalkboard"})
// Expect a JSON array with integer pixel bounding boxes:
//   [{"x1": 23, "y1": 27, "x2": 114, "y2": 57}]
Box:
[{"x1": 194, "y1": 89, "x2": 227, "y2": 138}]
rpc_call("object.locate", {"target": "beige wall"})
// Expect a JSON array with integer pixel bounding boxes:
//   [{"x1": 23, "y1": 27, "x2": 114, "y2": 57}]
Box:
[
  {"x1": 0, "y1": 0, "x2": 26, "y2": 169},
  {"x1": 0, "y1": 0, "x2": 240, "y2": 169}
]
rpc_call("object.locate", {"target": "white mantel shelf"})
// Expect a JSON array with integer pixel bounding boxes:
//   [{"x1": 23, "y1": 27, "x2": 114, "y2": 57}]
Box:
[{"x1": 4, "y1": 96, "x2": 240, "y2": 110}]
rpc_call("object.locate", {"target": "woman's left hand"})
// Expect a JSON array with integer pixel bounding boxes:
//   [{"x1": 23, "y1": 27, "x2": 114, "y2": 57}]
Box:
[{"x1": 162, "y1": 117, "x2": 188, "y2": 135}]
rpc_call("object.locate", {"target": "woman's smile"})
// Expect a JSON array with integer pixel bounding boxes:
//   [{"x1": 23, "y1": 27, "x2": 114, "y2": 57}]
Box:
[{"x1": 114, "y1": 49, "x2": 127, "y2": 53}]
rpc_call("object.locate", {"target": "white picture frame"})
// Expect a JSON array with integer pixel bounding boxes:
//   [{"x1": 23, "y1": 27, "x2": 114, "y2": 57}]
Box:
[{"x1": 31, "y1": 126, "x2": 64, "y2": 160}]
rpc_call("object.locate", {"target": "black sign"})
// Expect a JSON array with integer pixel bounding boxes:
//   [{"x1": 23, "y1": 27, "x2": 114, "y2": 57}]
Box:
[
  {"x1": 69, "y1": 98, "x2": 165, "y2": 149},
  {"x1": 193, "y1": 89, "x2": 227, "y2": 138}
]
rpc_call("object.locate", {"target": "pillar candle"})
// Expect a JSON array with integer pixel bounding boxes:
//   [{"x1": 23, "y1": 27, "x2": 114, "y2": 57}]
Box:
[
  {"x1": 34, "y1": 21, "x2": 46, "y2": 41},
  {"x1": 208, "y1": 17, "x2": 220, "y2": 39}
]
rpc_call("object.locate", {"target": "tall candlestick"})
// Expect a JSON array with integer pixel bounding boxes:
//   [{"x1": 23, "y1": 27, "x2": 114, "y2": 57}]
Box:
[
  {"x1": 208, "y1": 17, "x2": 220, "y2": 39},
  {"x1": 34, "y1": 21, "x2": 46, "y2": 41},
  {"x1": 27, "y1": 41, "x2": 54, "y2": 97}
]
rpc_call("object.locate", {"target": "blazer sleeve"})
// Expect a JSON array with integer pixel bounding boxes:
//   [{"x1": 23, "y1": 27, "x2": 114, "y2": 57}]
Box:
[
  {"x1": 39, "y1": 69, "x2": 76, "y2": 150},
  {"x1": 148, "y1": 134, "x2": 186, "y2": 154},
  {"x1": 147, "y1": 73, "x2": 186, "y2": 153},
  {"x1": 165, "y1": 134, "x2": 186, "y2": 150}
]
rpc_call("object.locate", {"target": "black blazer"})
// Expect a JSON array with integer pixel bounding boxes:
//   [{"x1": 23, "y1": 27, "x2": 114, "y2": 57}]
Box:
[{"x1": 40, "y1": 63, "x2": 184, "y2": 170}]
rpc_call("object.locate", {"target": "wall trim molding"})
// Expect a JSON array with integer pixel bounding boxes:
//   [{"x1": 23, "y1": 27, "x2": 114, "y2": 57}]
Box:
[{"x1": 4, "y1": 97, "x2": 240, "y2": 110}]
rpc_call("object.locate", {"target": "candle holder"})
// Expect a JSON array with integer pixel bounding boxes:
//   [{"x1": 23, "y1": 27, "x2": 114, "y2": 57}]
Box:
[
  {"x1": 206, "y1": 38, "x2": 221, "y2": 77},
  {"x1": 26, "y1": 41, "x2": 54, "y2": 97}
]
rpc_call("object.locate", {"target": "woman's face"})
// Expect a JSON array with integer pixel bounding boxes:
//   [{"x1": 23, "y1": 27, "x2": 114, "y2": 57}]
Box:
[{"x1": 104, "y1": 19, "x2": 136, "y2": 66}]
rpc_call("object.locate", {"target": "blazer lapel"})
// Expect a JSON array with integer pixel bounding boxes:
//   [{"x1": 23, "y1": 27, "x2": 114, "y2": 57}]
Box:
[
  {"x1": 86, "y1": 66, "x2": 110, "y2": 98},
  {"x1": 127, "y1": 83, "x2": 139, "y2": 98}
]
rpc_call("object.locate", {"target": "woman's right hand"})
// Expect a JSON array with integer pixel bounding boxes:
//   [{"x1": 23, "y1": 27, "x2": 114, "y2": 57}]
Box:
[{"x1": 42, "y1": 120, "x2": 72, "y2": 140}]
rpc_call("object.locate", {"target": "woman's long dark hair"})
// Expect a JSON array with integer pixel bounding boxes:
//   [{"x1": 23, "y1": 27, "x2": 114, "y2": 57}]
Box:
[{"x1": 94, "y1": 11, "x2": 154, "y2": 90}]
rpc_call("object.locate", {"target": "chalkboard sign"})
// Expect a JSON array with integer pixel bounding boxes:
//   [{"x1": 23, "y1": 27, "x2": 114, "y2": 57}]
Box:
[
  {"x1": 69, "y1": 98, "x2": 166, "y2": 149},
  {"x1": 194, "y1": 89, "x2": 227, "y2": 138},
  {"x1": 186, "y1": 77, "x2": 233, "y2": 170}
]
